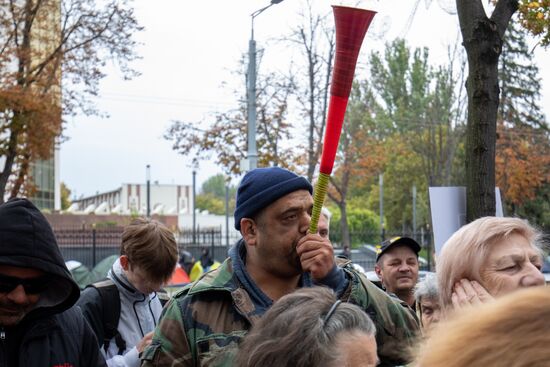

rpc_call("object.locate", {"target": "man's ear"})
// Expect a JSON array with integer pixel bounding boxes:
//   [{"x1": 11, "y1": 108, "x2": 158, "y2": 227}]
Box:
[
  {"x1": 120, "y1": 255, "x2": 130, "y2": 271},
  {"x1": 240, "y1": 218, "x2": 258, "y2": 246},
  {"x1": 374, "y1": 263, "x2": 382, "y2": 278}
]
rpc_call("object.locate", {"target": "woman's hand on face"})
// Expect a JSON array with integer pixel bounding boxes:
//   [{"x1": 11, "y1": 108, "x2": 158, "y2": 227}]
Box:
[{"x1": 451, "y1": 279, "x2": 494, "y2": 310}]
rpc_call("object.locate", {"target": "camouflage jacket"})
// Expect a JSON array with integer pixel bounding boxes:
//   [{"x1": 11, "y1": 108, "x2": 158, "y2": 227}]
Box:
[{"x1": 141, "y1": 257, "x2": 419, "y2": 367}]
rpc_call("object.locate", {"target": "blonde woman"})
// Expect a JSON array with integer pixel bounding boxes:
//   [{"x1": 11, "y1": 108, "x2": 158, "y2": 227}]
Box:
[
  {"x1": 436, "y1": 217, "x2": 545, "y2": 312},
  {"x1": 415, "y1": 287, "x2": 550, "y2": 367}
]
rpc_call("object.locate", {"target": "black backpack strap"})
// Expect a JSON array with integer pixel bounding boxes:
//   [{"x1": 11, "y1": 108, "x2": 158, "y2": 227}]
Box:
[{"x1": 87, "y1": 279, "x2": 126, "y2": 355}]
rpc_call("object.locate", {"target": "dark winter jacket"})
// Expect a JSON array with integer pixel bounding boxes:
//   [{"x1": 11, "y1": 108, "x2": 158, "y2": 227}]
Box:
[{"x1": 0, "y1": 198, "x2": 106, "y2": 367}]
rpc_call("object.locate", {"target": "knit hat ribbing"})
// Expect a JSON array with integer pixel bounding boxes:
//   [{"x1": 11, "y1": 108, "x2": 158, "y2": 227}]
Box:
[{"x1": 234, "y1": 167, "x2": 313, "y2": 230}]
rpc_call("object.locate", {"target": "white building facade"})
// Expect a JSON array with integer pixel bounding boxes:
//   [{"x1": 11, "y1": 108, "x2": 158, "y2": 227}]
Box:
[{"x1": 72, "y1": 183, "x2": 192, "y2": 215}]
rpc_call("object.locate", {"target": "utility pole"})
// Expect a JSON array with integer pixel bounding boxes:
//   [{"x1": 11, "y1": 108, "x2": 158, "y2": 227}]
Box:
[
  {"x1": 246, "y1": 0, "x2": 285, "y2": 170},
  {"x1": 412, "y1": 185, "x2": 417, "y2": 240},
  {"x1": 379, "y1": 173, "x2": 384, "y2": 242},
  {"x1": 146, "y1": 164, "x2": 151, "y2": 218}
]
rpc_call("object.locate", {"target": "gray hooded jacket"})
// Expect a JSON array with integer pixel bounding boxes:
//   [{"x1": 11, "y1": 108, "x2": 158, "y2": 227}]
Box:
[{"x1": 78, "y1": 258, "x2": 163, "y2": 367}]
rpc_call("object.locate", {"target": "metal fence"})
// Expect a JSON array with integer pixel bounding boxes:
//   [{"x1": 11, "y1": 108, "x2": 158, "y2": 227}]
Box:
[
  {"x1": 177, "y1": 227, "x2": 241, "y2": 263},
  {"x1": 55, "y1": 227, "x2": 124, "y2": 268},
  {"x1": 178, "y1": 226, "x2": 242, "y2": 247},
  {"x1": 54, "y1": 226, "x2": 241, "y2": 269},
  {"x1": 54, "y1": 226, "x2": 434, "y2": 272}
]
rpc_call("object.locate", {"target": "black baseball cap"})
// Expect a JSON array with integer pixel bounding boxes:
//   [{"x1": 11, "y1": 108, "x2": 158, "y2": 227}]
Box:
[{"x1": 375, "y1": 236, "x2": 421, "y2": 262}]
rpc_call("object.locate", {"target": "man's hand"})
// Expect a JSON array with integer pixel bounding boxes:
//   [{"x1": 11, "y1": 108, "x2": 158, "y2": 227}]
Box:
[
  {"x1": 137, "y1": 331, "x2": 154, "y2": 354},
  {"x1": 296, "y1": 233, "x2": 335, "y2": 280},
  {"x1": 451, "y1": 279, "x2": 493, "y2": 311}
]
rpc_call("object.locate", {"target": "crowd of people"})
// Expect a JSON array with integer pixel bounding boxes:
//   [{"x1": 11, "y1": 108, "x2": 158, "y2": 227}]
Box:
[{"x1": 0, "y1": 166, "x2": 548, "y2": 367}]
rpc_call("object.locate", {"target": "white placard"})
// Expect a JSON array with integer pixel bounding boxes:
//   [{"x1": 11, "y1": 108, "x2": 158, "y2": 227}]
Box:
[
  {"x1": 429, "y1": 187, "x2": 466, "y2": 255},
  {"x1": 495, "y1": 188, "x2": 503, "y2": 217},
  {"x1": 429, "y1": 187, "x2": 503, "y2": 255}
]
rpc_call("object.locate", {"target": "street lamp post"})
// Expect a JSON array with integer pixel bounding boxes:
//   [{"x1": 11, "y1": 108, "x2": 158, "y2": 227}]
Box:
[
  {"x1": 412, "y1": 185, "x2": 417, "y2": 240},
  {"x1": 379, "y1": 173, "x2": 385, "y2": 242},
  {"x1": 247, "y1": 0, "x2": 285, "y2": 171},
  {"x1": 146, "y1": 164, "x2": 151, "y2": 218}
]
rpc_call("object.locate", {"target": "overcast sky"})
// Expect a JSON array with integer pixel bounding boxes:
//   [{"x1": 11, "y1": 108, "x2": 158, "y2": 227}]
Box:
[{"x1": 60, "y1": 0, "x2": 550, "y2": 199}]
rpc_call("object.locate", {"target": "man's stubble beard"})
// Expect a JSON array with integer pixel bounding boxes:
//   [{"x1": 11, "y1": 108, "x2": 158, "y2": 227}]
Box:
[
  {"x1": 0, "y1": 300, "x2": 31, "y2": 326},
  {"x1": 288, "y1": 238, "x2": 303, "y2": 273}
]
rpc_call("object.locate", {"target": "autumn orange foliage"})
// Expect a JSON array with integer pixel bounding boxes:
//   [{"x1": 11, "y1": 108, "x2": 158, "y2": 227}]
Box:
[
  {"x1": 0, "y1": 0, "x2": 141, "y2": 202},
  {"x1": 518, "y1": 0, "x2": 550, "y2": 46},
  {"x1": 495, "y1": 121, "x2": 550, "y2": 207}
]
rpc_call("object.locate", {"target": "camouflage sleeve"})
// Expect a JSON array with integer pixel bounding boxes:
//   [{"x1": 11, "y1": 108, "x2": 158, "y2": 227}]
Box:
[
  {"x1": 141, "y1": 297, "x2": 194, "y2": 367},
  {"x1": 342, "y1": 266, "x2": 420, "y2": 366}
]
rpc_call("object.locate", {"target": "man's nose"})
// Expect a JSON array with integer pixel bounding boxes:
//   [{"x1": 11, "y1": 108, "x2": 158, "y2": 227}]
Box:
[
  {"x1": 300, "y1": 212, "x2": 311, "y2": 234},
  {"x1": 7, "y1": 285, "x2": 31, "y2": 305},
  {"x1": 398, "y1": 264, "x2": 410, "y2": 272}
]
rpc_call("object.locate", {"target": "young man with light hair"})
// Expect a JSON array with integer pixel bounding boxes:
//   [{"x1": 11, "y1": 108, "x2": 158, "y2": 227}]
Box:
[{"x1": 78, "y1": 218, "x2": 178, "y2": 367}]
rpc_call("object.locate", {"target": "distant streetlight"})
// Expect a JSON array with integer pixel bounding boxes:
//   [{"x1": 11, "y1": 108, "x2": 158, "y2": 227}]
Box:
[
  {"x1": 146, "y1": 164, "x2": 151, "y2": 218},
  {"x1": 246, "y1": 0, "x2": 285, "y2": 171}
]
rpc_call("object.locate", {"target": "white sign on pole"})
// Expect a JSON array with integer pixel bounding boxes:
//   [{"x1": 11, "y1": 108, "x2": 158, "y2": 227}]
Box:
[
  {"x1": 429, "y1": 187, "x2": 503, "y2": 255},
  {"x1": 429, "y1": 187, "x2": 466, "y2": 255},
  {"x1": 495, "y1": 187, "x2": 503, "y2": 217}
]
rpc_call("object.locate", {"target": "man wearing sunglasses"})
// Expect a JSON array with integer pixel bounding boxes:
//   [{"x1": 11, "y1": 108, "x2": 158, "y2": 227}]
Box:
[{"x1": 0, "y1": 198, "x2": 106, "y2": 367}]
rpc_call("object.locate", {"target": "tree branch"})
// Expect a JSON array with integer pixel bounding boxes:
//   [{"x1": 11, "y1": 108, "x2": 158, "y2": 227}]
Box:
[
  {"x1": 28, "y1": 8, "x2": 116, "y2": 81},
  {"x1": 456, "y1": 0, "x2": 487, "y2": 41},
  {"x1": 491, "y1": 0, "x2": 519, "y2": 38}
]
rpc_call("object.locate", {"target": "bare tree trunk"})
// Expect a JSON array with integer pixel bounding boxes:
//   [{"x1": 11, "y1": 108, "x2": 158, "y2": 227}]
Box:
[
  {"x1": 287, "y1": 1, "x2": 334, "y2": 181},
  {"x1": 328, "y1": 178, "x2": 351, "y2": 249},
  {"x1": 456, "y1": 0, "x2": 518, "y2": 221},
  {"x1": 339, "y1": 200, "x2": 350, "y2": 248},
  {"x1": 10, "y1": 153, "x2": 30, "y2": 199},
  {"x1": 309, "y1": 35, "x2": 334, "y2": 181},
  {"x1": 0, "y1": 119, "x2": 22, "y2": 203},
  {"x1": 328, "y1": 125, "x2": 351, "y2": 248},
  {"x1": 306, "y1": 36, "x2": 317, "y2": 181}
]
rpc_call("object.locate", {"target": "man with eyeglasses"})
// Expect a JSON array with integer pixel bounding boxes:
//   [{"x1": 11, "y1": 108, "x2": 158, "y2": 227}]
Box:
[{"x1": 0, "y1": 198, "x2": 106, "y2": 366}]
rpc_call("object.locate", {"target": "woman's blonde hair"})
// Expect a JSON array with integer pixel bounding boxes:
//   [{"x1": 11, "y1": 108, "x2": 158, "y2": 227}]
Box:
[
  {"x1": 436, "y1": 216, "x2": 542, "y2": 309},
  {"x1": 415, "y1": 287, "x2": 550, "y2": 367}
]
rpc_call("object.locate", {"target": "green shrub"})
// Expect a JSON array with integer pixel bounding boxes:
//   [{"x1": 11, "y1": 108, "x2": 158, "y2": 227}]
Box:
[{"x1": 329, "y1": 205, "x2": 380, "y2": 247}]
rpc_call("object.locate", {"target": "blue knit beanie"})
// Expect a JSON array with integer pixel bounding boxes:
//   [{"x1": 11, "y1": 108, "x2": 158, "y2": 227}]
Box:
[{"x1": 234, "y1": 167, "x2": 313, "y2": 230}]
